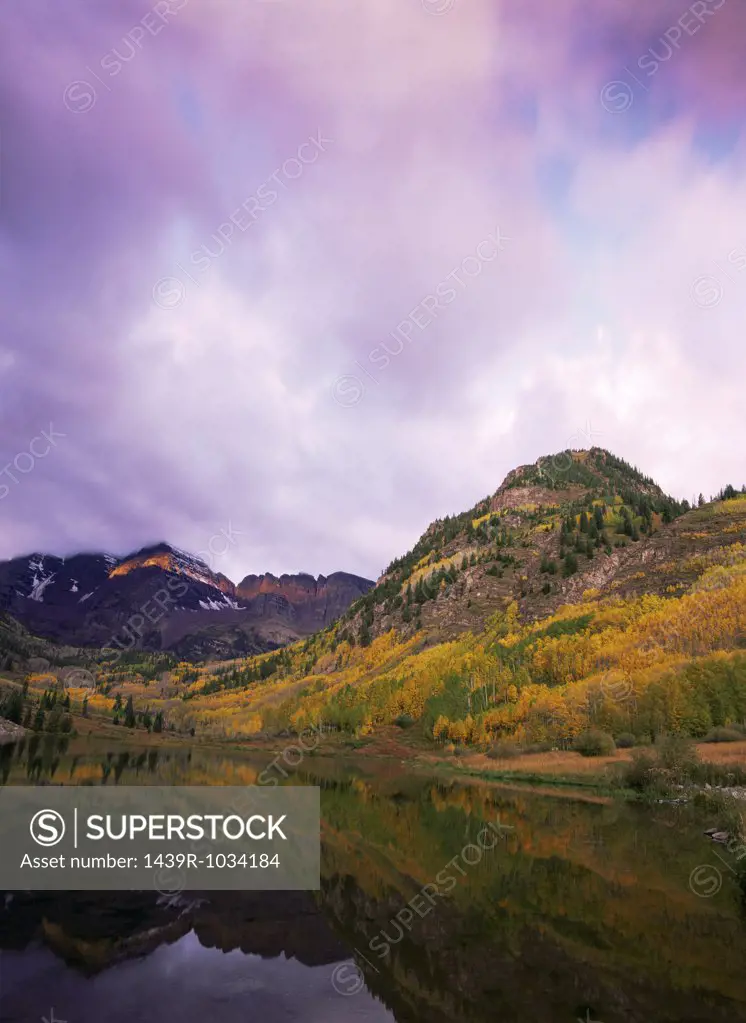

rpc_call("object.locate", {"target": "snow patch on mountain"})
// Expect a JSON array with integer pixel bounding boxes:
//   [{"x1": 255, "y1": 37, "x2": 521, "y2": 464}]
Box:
[
  {"x1": 28, "y1": 557, "x2": 56, "y2": 602},
  {"x1": 198, "y1": 593, "x2": 243, "y2": 612}
]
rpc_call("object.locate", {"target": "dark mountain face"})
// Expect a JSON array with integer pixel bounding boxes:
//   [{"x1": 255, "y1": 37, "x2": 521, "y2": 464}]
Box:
[
  {"x1": 0, "y1": 543, "x2": 374, "y2": 658},
  {"x1": 236, "y1": 571, "x2": 377, "y2": 632}
]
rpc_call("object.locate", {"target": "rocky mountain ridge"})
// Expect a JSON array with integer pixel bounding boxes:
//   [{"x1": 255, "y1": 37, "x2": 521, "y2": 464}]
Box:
[{"x1": 0, "y1": 542, "x2": 373, "y2": 658}]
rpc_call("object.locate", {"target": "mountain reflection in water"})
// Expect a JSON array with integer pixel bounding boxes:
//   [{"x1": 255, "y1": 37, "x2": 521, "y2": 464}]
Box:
[
  {"x1": 1, "y1": 736, "x2": 746, "y2": 1022},
  {"x1": 0, "y1": 890, "x2": 392, "y2": 1023}
]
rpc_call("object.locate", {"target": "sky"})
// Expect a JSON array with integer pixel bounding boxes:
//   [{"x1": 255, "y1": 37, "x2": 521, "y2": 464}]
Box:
[{"x1": 0, "y1": 0, "x2": 744, "y2": 585}]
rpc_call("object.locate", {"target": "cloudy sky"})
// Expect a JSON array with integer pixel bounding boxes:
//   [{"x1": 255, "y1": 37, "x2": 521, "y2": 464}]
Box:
[{"x1": 1, "y1": 0, "x2": 744, "y2": 583}]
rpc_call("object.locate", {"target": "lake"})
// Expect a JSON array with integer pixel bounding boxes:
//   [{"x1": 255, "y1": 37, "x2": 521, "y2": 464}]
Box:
[{"x1": 1, "y1": 735, "x2": 745, "y2": 1022}]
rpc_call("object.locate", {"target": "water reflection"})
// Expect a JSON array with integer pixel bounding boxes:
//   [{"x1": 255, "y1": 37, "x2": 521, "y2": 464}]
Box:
[
  {"x1": 1, "y1": 738, "x2": 746, "y2": 1022},
  {"x1": 0, "y1": 891, "x2": 393, "y2": 1022}
]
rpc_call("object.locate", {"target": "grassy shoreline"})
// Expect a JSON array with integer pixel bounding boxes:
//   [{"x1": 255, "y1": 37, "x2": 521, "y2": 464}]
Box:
[{"x1": 12, "y1": 707, "x2": 746, "y2": 796}]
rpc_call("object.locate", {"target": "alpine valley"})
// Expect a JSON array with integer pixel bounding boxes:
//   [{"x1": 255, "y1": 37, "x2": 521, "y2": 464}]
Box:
[
  {"x1": 1, "y1": 447, "x2": 744, "y2": 750},
  {"x1": 3, "y1": 445, "x2": 746, "y2": 1023}
]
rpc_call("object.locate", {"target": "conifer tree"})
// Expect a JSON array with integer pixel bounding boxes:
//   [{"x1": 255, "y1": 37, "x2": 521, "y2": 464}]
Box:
[{"x1": 124, "y1": 695, "x2": 136, "y2": 729}]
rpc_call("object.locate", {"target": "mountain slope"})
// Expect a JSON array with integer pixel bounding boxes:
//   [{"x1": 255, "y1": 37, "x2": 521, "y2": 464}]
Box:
[
  {"x1": 160, "y1": 450, "x2": 744, "y2": 746},
  {"x1": 337, "y1": 447, "x2": 690, "y2": 645}
]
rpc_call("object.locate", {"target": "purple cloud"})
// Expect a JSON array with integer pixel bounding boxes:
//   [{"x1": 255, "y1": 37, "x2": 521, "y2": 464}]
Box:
[{"x1": 1, "y1": 0, "x2": 744, "y2": 584}]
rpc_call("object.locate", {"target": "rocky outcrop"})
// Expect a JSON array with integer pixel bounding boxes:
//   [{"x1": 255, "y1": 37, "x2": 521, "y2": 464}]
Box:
[
  {"x1": 237, "y1": 572, "x2": 320, "y2": 602},
  {"x1": 236, "y1": 572, "x2": 374, "y2": 629},
  {"x1": 491, "y1": 484, "x2": 581, "y2": 513}
]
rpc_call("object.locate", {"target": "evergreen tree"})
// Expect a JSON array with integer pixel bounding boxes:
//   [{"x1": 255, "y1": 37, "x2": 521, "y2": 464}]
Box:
[
  {"x1": 47, "y1": 705, "x2": 64, "y2": 733},
  {"x1": 124, "y1": 695, "x2": 136, "y2": 729},
  {"x1": 563, "y1": 552, "x2": 578, "y2": 577},
  {"x1": 3, "y1": 688, "x2": 24, "y2": 724}
]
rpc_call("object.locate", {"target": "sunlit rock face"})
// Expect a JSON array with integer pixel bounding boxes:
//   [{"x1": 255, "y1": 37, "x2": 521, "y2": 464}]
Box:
[{"x1": 236, "y1": 572, "x2": 373, "y2": 629}]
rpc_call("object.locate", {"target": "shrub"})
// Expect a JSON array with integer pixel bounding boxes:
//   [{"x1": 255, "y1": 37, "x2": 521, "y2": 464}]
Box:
[
  {"x1": 394, "y1": 714, "x2": 415, "y2": 729},
  {"x1": 573, "y1": 729, "x2": 616, "y2": 757},
  {"x1": 622, "y1": 750, "x2": 660, "y2": 792},
  {"x1": 702, "y1": 726, "x2": 743, "y2": 743},
  {"x1": 444, "y1": 742, "x2": 456, "y2": 755},
  {"x1": 487, "y1": 741, "x2": 520, "y2": 760},
  {"x1": 656, "y1": 733, "x2": 697, "y2": 775},
  {"x1": 615, "y1": 732, "x2": 636, "y2": 748},
  {"x1": 522, "y1": 741, "x2": 554, "y2": 754}
]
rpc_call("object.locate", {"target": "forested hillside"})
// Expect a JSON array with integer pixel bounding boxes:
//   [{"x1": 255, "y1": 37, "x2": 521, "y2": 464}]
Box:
[
  {"x1": 4, "y1": 450, "x2": 744, "y2": 751},
  {"x1": 115, "y1": 451, "x2": 744, "y2": 746}
]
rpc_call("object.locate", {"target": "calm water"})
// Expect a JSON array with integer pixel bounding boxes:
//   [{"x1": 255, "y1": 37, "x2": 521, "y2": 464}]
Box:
[{"x1": 1, "y1": 735, "x2": 746, "y2": 1022}]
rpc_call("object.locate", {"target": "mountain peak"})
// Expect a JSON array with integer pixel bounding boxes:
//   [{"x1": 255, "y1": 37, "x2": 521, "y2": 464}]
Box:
[
  {"x1": 349, "y1": 448, "x2": 689, "y2": 646},
  {"x1": 496, "y1": 448, "x2": 662, "y2": 497}
]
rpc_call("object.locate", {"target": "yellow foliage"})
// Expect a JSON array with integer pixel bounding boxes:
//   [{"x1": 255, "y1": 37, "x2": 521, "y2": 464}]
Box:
[{"x1": 174, "y1": 530, "x2": 746, "y2": 744}]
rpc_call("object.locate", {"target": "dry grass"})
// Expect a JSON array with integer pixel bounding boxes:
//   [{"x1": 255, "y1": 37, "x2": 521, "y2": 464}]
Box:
[
  {"x1": 463, "y1": 748, "x2": 635, "y2": 776},
  {"x1": 694, "y1": 738, "x2": 746, "y2": 765},
  {"x1": 455, "y1": 739, "x2": 746, "y2": 778}
]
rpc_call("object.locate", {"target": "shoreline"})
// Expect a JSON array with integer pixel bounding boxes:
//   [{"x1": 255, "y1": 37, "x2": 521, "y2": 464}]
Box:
[{"x1": 16, "y1": 716, "x2": 746, "y2": 796}]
